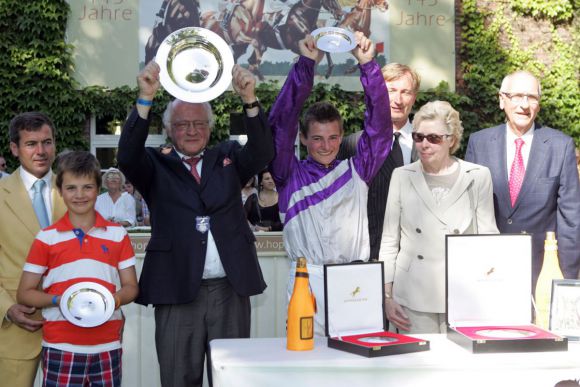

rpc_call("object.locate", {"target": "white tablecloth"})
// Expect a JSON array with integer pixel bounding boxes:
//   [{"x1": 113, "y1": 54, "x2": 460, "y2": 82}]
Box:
[{"x1": 210, "y1": 335, "x2": 580, "y2": 387}]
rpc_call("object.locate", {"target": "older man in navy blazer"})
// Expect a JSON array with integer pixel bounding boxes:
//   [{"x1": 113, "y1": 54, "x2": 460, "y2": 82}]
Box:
[
  {"x1": 466, "y1": 70, "x2": 580, "y2": 288},
  {"x1": 118, "y1": 62, "x2": 273, "y2": 387}
]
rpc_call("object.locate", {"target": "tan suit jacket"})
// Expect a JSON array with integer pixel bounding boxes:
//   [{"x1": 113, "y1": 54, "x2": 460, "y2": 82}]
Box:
[
  {"x1": 379, "y1": 159, "x2": 499, "y2": 313},
  {"x1": 0, "y1": 168, "x2": 66, "y2": 360}
]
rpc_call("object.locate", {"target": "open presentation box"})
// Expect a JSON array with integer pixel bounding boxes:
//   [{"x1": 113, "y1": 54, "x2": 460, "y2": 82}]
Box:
[
  {"x1": 324, "y1": 261, "x2": 429, "y2": 357},
  {"x1": 446, "y1": 234, "x2": 567, "y2": 353}
]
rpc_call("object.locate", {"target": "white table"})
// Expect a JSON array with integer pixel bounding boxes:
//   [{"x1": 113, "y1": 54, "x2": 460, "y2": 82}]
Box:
[{"x1": 210, "y1": 335, "x2": 580, "y2": 387}]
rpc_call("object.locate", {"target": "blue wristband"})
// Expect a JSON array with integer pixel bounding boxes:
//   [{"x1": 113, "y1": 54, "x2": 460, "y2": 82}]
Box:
[
  {"x1": 137, "y1": 98, "x2": 153, "y2": 106},
  {"x1": 52, "y1": 295, "x2": 58, "y2": 306}
]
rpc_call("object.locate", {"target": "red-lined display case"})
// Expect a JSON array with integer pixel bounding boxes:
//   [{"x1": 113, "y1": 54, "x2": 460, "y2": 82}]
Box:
[
  {"x1": 324, "y1": 262, "x2": 429, "y2": 357},
  {"x1": 445, "y1": 234, "x2": 568, "y2": 353}
]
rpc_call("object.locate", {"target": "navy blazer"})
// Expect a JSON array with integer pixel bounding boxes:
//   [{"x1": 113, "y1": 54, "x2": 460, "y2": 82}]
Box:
[
  {"x1": 466, "y1": 123, "x2": 580, "y2": 284},
  {"x1": 118, "y1": 107, "x2": 274, "y2": 305}
]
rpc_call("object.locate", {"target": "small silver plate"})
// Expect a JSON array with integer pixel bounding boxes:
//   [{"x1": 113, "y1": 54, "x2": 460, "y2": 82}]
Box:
[
  {"x1": 475, "y1": 329, "x2": 537, "y2": 338},
  {"x1": 358, "y1": 336, "x2": 398, "y2": 344},
  {"x1": 157, "y1": 27, "x2": 234, "y2": 103},
  {"x1": 60, "y1": 282, "x2": 115, "y2": 328},
  {"x1": 311, "y1": 27, "x2": 357, "y2": 53}
]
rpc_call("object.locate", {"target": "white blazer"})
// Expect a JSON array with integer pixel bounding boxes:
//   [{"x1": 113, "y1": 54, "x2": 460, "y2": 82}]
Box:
[{"x1": 379, "y1": 158, "x2": 498, "y2": 313}]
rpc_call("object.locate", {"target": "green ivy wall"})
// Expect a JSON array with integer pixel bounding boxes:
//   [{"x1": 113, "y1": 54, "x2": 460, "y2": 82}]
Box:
[{"x1": 0, "y1": 0, "x2": 578, "y2": 171}]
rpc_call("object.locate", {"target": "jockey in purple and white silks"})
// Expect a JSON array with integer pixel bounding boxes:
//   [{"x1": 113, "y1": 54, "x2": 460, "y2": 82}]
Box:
[{"x1": 268, "y1": 33, "x2": 392, "y2": 336}]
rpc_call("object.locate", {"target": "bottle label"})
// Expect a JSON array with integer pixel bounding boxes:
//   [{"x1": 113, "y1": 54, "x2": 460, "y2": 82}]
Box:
[{"x1": 300, "y1": 317, "x2": 314, "y2": 340}]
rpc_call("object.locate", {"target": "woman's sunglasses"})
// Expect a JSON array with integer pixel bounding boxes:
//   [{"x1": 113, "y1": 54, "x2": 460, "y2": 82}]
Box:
[{"x1": 411, "y1": 132, "x2": 453, "y2": 144}]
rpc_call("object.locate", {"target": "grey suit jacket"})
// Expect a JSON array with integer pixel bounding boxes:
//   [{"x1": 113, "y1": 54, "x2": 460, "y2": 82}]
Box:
[
  {"x1": 379, "y1": 159, "x2": 498, "y2": 313},
  {"x1": 465, "y1": 123, "x2": 580, "y2": 284}
]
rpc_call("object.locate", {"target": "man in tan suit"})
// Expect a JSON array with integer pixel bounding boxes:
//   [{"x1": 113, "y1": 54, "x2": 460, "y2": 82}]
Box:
[{"x1": 0, "y1": 112, "x2": 66, "y2": 386}]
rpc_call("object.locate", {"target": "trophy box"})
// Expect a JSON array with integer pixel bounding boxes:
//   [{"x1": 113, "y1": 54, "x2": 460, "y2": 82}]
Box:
[
  {"x1": 324, "y1": 261, "x2": 429, "y2": 357},
  {"x1": 446, "y1": 234, "x2": 567, "y2": 353}
]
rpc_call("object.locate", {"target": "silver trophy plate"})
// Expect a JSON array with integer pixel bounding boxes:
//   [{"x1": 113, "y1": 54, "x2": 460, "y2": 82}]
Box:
[
  {"x1": 475, "y1": 329, "x2": 537, "y2": 338},
  {"x1": 358, "y1": 336, "x2": 399, "y2": 344},
  {"x1": 311, "y1": 27, "x2": 357, "y2": 53},
  {"x1": 156, "y1": 27, "x2": 234, "y2": 103},
  {"x1": 60, "y1": 281, "x2": 115, "y2": 328}
]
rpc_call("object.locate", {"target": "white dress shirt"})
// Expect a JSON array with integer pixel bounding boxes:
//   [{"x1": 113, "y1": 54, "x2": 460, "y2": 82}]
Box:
[
  {"x1": 95, "y1": 191, "x2": 137, "y2": 227},
  {"x1": 396, "y1": 120, "x2": 414, "y2": 165},
  {"x1": 177, "y1": 149, "x2": 227, "y2": 279}
]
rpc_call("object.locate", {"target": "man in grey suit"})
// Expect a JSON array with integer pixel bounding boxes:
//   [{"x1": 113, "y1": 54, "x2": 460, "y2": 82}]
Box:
[
  {"x1": 465, "y1": 70, "x2": 580, "y2": 287},
  {"x1": 338, "y1": 63, "x2": 420, "y2": 260}
]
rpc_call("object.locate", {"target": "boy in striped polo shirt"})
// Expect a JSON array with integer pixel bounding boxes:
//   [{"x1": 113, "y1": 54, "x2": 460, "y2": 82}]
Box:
[{"x1": 17, "y1": 151, "x2": 138, "y2": 387}]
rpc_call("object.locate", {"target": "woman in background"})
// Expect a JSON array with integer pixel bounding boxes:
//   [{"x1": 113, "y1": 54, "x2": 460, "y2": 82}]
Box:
[
  {"x1": 245, "y1": 170, "x2": 283, "y2": 231},
  {"x1": 96, "y1": 168, "x2": 136, "y2": 227},
  {"x1": 241, "y1": 175, "x2": 258, "y2": 205},
  {"x1": 379, "y1": 101, "x2": 498, "y2": 334}
]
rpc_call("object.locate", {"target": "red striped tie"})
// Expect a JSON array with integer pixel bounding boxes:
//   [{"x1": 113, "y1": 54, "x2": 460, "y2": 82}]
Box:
[{"x1": 184, "y1": 157, "x2": 202, "y2": 184}]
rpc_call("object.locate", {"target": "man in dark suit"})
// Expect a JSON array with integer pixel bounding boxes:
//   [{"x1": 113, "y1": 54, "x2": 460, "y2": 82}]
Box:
[
  {"x1": 466, "y1": 70, "x2": 580, "y2": 287},
  {"x1": 338, "y1": 63, "x2": 420, "y2": 260},
  {"x1": 117, "y1": 62, "x2": 274, "y2": 387}
]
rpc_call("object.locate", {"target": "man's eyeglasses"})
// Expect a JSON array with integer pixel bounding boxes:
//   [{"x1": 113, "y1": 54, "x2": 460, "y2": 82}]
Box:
[
  {"x1": 500, "y1": 92, "x2": 540, "y2": 105},
  {"x1": 172, "y1": 120, "x2": 210, "y2": 131},
  {"x1": 411, "y1": 132, "x2": 453, "y2": 144}
]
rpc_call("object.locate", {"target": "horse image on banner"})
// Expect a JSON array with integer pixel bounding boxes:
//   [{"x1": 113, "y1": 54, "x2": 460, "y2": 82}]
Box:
[{"x1": 141, "y1": 0, "x2": 389, "y2": 82}]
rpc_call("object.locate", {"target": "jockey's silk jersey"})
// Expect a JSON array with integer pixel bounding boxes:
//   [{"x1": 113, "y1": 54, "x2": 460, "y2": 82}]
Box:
[{"x1": 269, "y1": 56, "x2": 392, "y2": 265}]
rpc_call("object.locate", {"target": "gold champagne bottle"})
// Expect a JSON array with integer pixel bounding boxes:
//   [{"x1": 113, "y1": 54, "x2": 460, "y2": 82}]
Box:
[
  {"x1": 534, "y1": 231, "x2": 564, "y2": 329},
  {"x1": 287, "y1": 257, "x2": 316, "y2": 351}
]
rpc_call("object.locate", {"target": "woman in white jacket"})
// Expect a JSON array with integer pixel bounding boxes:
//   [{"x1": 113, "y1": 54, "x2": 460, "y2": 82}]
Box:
[{"x1": 379, "y1": 100, "x2": 499, "y2": 334}]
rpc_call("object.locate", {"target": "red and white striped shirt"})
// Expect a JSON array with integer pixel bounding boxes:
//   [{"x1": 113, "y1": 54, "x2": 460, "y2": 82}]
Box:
[{"x1": 23, "y1": 212, "x2": 136, "y2": 354}]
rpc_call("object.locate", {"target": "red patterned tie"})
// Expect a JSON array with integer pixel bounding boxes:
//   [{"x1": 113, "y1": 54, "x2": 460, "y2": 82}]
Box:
[
  {"x1": 184, "y1": 156, "x2": 202, "y2": 184},
  {"x1": 509, "y1": 138, "x2": 525, "y2": 206}
]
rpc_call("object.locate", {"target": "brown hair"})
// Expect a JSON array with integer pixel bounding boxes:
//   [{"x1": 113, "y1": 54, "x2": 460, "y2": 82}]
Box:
[
  {"x1": 301, "y1": 101, "x2": 343, "y2": 137},
  {"x1": 9, "y1": 111, "x2": 55, "y2": 145},
  {"x1": 56, "y1": 151, "x2": 102, "y2": 189}
]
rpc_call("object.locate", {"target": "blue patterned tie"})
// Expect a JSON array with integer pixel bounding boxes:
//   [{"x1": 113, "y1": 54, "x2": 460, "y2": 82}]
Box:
[{"x1": 33, "y1": 179, "x2": 50, "y2": 229}]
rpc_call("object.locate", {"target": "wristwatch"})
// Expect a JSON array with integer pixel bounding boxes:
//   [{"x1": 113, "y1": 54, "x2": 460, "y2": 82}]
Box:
[{"x1": 243, "y1": 100, "x2": 260, "y2": 111}]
